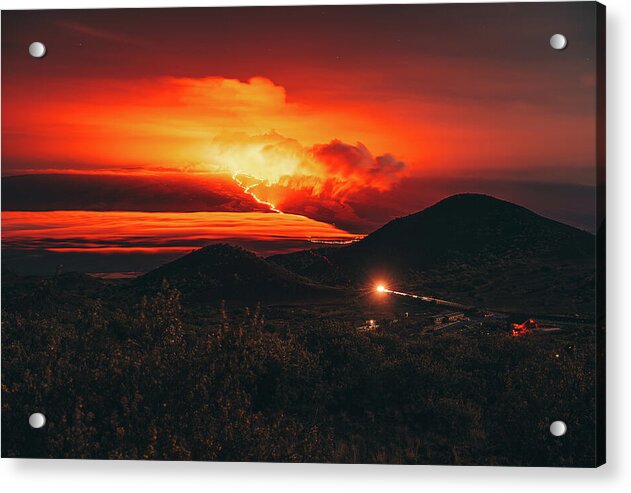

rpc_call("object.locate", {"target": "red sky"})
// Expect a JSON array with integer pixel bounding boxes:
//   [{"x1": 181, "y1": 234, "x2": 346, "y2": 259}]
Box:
[
  {"x1": 4, "y1": 4, "x2": 597, "y2": 176},
  {"x1": 1, "y1": 4, "x2": 600, "y2": 271}
]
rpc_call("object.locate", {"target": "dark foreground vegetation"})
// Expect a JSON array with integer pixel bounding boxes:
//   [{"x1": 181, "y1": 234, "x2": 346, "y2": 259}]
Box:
[{"x1": 2, "y1": 280, "x2": 596, "y2": 465}]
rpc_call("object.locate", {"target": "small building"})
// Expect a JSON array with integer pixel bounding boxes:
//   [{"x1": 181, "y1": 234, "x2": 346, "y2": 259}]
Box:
[
  {"x1": 511, "y1": 318, "x2": 562, "y2": 337},
  {"x1": 356, "y1": 319, "x2": 380, "y2": 332}
]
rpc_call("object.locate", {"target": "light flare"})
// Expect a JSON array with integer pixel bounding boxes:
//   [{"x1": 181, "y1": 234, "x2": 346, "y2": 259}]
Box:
[
  {"x1": 375, "y1": 285, "x2": 425, "y2": 299},
  {"x1": 374, "y1": 283, "x2": 469, "y2": 309}
]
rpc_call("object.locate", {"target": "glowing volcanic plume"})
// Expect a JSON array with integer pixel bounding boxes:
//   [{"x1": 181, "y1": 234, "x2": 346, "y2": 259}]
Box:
[{"x1": 208, "y1": 132, "x2": 407, "y2": 215}]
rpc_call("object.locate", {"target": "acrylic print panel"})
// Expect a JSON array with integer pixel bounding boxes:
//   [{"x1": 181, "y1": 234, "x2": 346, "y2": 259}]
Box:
[{"x1": 1, "y1": 2, "x2": 605, "y2": 466}]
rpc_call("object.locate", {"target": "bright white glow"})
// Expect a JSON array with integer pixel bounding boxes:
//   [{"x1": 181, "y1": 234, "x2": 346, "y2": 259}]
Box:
[
  {"x1": 29, "y1": 412, "x2": 46, "y2": 428},
  {"x1": 29, "y1": 41, "x2": 46, "y2": 58},
  {"x1": 550, "y1": 420, "x2": 567, "y2": 437},
  {"x1": 376, "y1": 285, "x2": 386, "y2": 293},
  {"x1": 549, "y1": 34, "x2": 567, "y2": 50}
]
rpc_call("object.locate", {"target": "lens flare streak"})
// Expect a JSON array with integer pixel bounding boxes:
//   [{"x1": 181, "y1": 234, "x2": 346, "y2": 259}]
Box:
[
  {"x1": 380, "y1": 287, "x2": 430, "y2": 301},
  {"x1": 376, "y1": 285, "x2": 469, "y2": 309}
]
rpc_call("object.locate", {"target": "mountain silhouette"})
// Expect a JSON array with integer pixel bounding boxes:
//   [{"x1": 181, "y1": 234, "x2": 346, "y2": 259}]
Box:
[
  {"x1": 271, "y1": 194, "x2": 595, "y2": 314},
  {"x1": 138, "y1": 243, "x2": 339, "y2": 302}
]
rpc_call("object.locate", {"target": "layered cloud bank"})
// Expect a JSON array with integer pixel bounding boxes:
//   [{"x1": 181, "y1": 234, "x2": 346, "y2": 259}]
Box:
[{"x1": 2, "y1": 211, "x2": 359, "y2": 257}]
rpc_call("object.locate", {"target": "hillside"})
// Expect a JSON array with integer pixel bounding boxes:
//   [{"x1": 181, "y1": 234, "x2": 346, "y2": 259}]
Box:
[
  {"x1": 271, "y1": 194, "x2": 596, "y2": 315},
  {"x1": 137, "y1": 243, "x2": 340, "y2": 302}
]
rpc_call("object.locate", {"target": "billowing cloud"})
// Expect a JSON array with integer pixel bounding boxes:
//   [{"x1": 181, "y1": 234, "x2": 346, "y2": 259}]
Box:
[
  {"x1": 206, "y1": 132, "x2": 407, "y2": 201},
  {"x1": 205, "y1": 131, "x2": 314, "y2": 184},
  {"x1": 311, "y1": 140, "x2": 406, "y2": 192}
]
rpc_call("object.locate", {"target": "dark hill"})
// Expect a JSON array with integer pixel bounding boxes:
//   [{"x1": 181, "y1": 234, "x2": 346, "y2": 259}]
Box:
[
  {"x1": 137, "y1": 243, "x2": 340, "y2": 302},
  {"x1": 359, "y1": 193, "x2": 592, "y2": 259},
  {"x1": 1, "y1": 271, "x2": 107, "y2": 313},
  {"x1": 271, "y1": 194, "x2": 596, "y2": 315}
]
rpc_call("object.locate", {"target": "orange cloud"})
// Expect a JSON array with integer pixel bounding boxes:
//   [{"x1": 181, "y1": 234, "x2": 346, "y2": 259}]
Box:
[
  {"x1": 3, "y1": 76, "x2": 396, "y2": 174},
  {"x1": 311, "y1": 140, "x2": 406, "y2": 192},
  {"x1": 2, "y1": 210, "x2": 360, "y2": 257}
]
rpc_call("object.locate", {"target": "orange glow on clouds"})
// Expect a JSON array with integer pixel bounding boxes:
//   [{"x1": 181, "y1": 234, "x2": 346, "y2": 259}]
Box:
[
  {"x1": 4, "y1": 76, "x2": 400, "y2": 172},
  {"x1": 1, "y1": 210, "x2": 360, "y2": 257},
  {"x1": 3, "y1": 71, "x2": 595, "y2": 192},
  {"x1": 4, "y1": 76, "x2": 411, "y2": 209}
]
